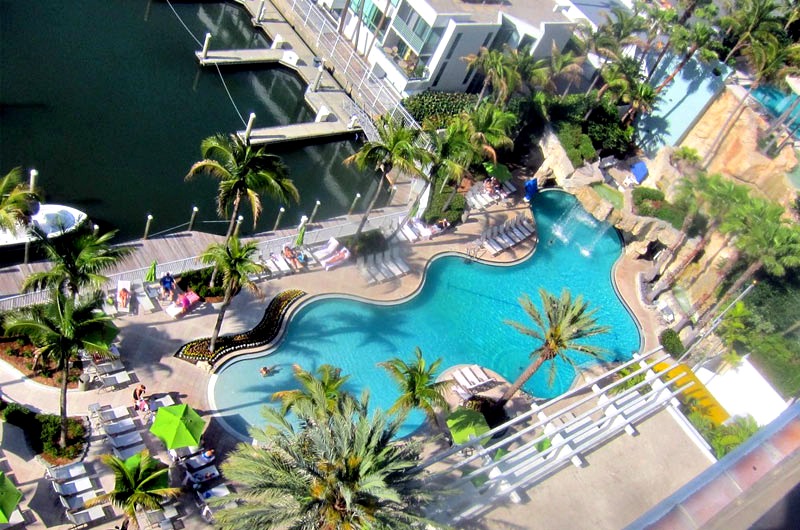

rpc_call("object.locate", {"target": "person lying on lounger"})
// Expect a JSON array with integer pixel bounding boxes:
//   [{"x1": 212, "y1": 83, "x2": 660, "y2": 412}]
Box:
[
  {"x1": 118, "y1": 287, "x2": 131, "y2": 309},
  {"x1": 322, "y1": 248, "x2": 350, "y2": 268},
  {"x1": 283, "y1": 245, "x2": 302, "y2": 270}
]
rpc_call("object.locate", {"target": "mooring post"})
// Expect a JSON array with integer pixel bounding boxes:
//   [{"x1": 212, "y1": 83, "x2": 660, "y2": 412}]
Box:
[
  {"x1": 273, "y1": 207, "x2": 285, "y2": 232},
  {"x1": 308, "y1": 200, "x2": 321, "y2": 225},
  {"x1": 28, "y1": 169, "x2": 37, "y2": 192},
  {"x1": 188, "y1": 206, "x2": 199, "y2": 231},
  {"x1": 312, "y1": 64, "x2": 324, "y2": 92},
  {"x1": 257, "y1": 0, "x2": 266, "y2": 21},
  {"x1": 348, "y1": 193, "x2": 361, "y2": 215},
  {"x1": 201, "y1": 33, "x2": 212, "y2": 60},
  {"x1": 244, "y1": 113, "x2": 256, "y2": 144},
  {"x1": 143, "y1": 214, "x2": 153, "y2": 240},
  {"x1": 388, "y1": 185, "x2": 398, "y2": 205},
  {"x1": 93, "y1": 224, "x2": 100, "y2": 236},
  {"x1": 234, "y1": 215, "x2": 244, "y2": 237}
]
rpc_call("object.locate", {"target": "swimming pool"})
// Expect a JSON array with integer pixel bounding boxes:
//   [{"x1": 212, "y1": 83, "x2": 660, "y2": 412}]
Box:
[
  {"x1": 210, "y1": 191, "x2": 642, "y2": 439},
  {"x1": 750, "y1": 85, "x2": 800, "y2": 135}
]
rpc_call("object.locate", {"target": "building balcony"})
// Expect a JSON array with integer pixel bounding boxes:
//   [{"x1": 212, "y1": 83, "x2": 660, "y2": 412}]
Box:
[{"x1": 390, "y1": 16, "x2": 426, "y2": 53}]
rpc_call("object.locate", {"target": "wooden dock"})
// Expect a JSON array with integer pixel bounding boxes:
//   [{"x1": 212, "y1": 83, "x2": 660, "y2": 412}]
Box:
[
  {"x1": 239, "y1": 121, "x2": 357, "y2": 145},
  {"x1": 196, "y1": 48, "x2": 287, "y2": 67}
]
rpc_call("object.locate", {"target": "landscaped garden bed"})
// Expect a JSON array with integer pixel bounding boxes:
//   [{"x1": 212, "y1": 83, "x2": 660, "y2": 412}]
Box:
[
  {"x1": 0, "y1": 337, "x2": 82, "y2": 389},
  {"x1": 0, "y1": 399, "x2": 86, "y2": 464}
]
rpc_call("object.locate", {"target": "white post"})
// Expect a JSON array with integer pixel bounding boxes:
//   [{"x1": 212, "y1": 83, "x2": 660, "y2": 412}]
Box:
[
  {"x1": 244, "y1": 113, "x2": 256, "y2": 144},
  {"x1": 28, "y1": 169, "x2": 37, "y2": 192},
  {"x1": 312, "y1": 64, "x2": 324, "y2": 92},
  {"x1": 188, "y1": 206, "x2": 199, "y2": 231},
  {"x1": 273, "y1": 207, "x2": 285, "y2": 231},
  {"x1": 344, "y1": 49, "x2": 354, "y2": 75},
  {"x1": 348, "y1": 193, "x2": 361, "y2": 215},
  {"x1": 234, "y1": 215, "x2": 244, "y2": 237},
  {"x1": 143, "y1": 214, "x2": 154, "y2": 240},
  {"x1": 308, "y1": 200, "x2": 321, "y2": 225},
  {"x1": 388, "y1": 185, "x2": 398, "y2": 205},
  {"x1": 257, "y1": 0, "x2": 266, "y2": 21},
  {"x1": 93, "y1": 224, "x2": 100, "y2": 236},
  {"x1": 201, "y1": 33, "x2": 212, "y2": 60}
]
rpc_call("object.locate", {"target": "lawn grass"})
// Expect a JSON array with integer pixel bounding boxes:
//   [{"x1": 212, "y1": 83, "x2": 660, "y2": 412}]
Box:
[{"x1": 591, "y1": 183, "x2": 624, "y2": 211}]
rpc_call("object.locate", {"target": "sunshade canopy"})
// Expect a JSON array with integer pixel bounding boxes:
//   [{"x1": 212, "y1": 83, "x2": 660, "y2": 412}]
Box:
[
  {"x1": 149, "y1": 404, "x2": 206, "y2": 450},
  {"x1": 0, "y1": 472, "x2": 21, "y2": 523}
]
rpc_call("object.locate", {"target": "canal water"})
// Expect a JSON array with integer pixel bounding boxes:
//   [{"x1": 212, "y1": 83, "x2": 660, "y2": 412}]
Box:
[{"x1": 0, "y1": 0, "x2": 379, "y2": 245}]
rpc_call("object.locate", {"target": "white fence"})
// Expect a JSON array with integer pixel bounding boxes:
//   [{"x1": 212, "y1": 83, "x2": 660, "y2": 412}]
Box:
[{"x1": 0, "y1": 210, "x2": 408, "y2": 312}]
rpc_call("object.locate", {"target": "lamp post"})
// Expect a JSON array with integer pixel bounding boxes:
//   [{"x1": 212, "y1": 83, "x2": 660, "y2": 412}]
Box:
[
  {"x1": 347, "y1": 193, "x2": 361, "y2": 215},
  {"x1": 308, "y1": 200, "x2": 321, "y2": 225},
  {"x1": 272, "y1": 207, "x2": 285, "y2": 232},
  {"x1": 233, "y1": 215, "x2": 244, "y2": 237},
  {"x1": 201, "y1": 33, "x2": 212, "y2": 60},
  {"x1": 143, "y1": 214, "x2": 154, "y2": 240},
  {"x1": 188, "y1": 206, "x2": 199, "y2": 231},
  {"x1": 29, "y1": 169, "x2": 37, "y2": 192}
]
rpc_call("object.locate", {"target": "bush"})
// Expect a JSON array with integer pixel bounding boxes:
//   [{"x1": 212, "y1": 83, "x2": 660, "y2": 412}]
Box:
[
  {"x1": 671, "y1": 146, "x2": 701, "y2": 165},
  {"x1": 632, "y1": 187, "x2": 685, "y2": 229},
  {"x1": 2, "y1": 401, "x2": 36, "y2": 426},
  {"x1": 555, "y1": 122, "x2": 597, "y2": 168},
  {"x1": 660, "y1": 329, "x2": 685, "y2": 359},
  {"x1": 37, "y1": 414, "x2": 85, "y2": 460},
  {"x1": 340, "y1": 230, "x2": 387, "y2": 257},
  {"x1": 402, "y1": 91, "x2": 478, "y2": 129},
  {"x1": 176, "y1": 268, "x2": 226, "y2": 299},
  {"x1": 422, "y1": 180, "x2": 466, "y2": 225}
]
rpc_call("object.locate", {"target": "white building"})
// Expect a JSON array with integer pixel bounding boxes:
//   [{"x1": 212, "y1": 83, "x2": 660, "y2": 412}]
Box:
[{"x1": 320, "y1": 0, "x2": 582, "y2": 97}]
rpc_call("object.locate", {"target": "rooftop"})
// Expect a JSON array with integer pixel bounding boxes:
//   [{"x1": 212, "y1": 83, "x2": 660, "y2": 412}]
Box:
[{"x1": 424, "y1": 0, "x2": 569, "y2": 25}]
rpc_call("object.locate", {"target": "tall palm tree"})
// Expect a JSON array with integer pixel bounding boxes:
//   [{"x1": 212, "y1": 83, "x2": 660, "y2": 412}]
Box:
[
  {"x1": 380, "y1": 347, "x2": 452, "y2": 430},
  {"x1": 0, "y1": 167, "x2": 39, "y2": 234},
  {"x1": 216, "y1": 396, "x2": 440, "y2": 530},
  {"x1": 639, "y1": 5, "x2": 678, "y2": 70},
  {"x1": 22, "y1": 228, "x2": 133, "y2": 299},
  {"x1": 198, "y1": 237, "x2": 263, "y2": 353},
  {"x1": 4, "y1": 290, "x2": 116, "y2": 447},
  {"x1": 186, "y1": 133, "x2": 299, "y2": 239},
  {"x1": 464, "y1": 102, "x2": 517, "y2": 152},
  {"x1": 86, "y1": 450, "x2": 180, "y2": 529},
  {"x1": 496, "y1": 289, "x2": 610, "y2": 409},
  {"x1": 583, "y1": 56, "x2": 640, "y2": 121},
  {"x1": 655, "y1": 21, "x2": 719, "y2": 94},
  {"x1": 425, "y1": 115, "x2": 484, "y2": 214},
  {"x1": 621, "y1": 79, "x2": 659, "y2": 125},
  {"x1": 270, "y1": 363, "x2": 354, "y2": 426},
  {"x1": 343, "y1": 117, "x2": 430, "y2": 236},
  {"x1": 720, "y1": 0, "x2": 783, "y2": 63},
  {"x1": 461, "y1": 47, "x2": 510, "y2": 109},
  {"x1": 576, "y1": 22, "x2": 621, "y2": 97}
]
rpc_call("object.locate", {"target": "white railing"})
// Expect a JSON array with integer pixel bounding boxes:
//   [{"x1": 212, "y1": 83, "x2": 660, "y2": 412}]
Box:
[{"x1": 0, "y1": 210, "x2": 407, "y2": 312}]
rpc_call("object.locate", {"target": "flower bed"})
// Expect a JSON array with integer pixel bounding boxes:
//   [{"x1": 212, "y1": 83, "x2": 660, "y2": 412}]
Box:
[{"x1": 175, "y1": 289, "x2": 306, "y2": 366}]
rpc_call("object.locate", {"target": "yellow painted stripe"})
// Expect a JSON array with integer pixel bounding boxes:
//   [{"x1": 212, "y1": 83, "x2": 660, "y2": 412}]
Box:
[{"x1": 652, "y1": 361, "x2": 730, "y2": 425}]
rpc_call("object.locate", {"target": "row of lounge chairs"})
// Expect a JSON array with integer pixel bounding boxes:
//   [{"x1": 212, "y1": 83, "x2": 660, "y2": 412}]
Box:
[
  {"x1": 465, "y1": 179, "x2": 516, "y2": 211},
  {"x1": 80, "y1": 346, "x2": 134, "y2": 393},
  {"x1": 356, "y1": 248, "x2": 411, "y2": 285},
  {"x1": 168, "y1": 445, "x2": 235, "y2": 523},
  {"x1": 395, "y1": 218, "x2": 450, "y2": 243},
  {"x1": 306, "y1": 237, "x2": 352, "y2": 270},
  {"x1": 451, "y1": 365, "x2": 497, "y2": 403},
  {"x1": 44, "y1": 460, "x2": 107, "y2": 527},
  {"x1": 478, "y1": 214, "x2": 536, "y2": 256}
]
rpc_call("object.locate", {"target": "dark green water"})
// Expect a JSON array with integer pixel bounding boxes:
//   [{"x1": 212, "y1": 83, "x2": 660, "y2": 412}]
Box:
[{"x1": 0, "y1": 0, "x2": 378, "y2": 243}]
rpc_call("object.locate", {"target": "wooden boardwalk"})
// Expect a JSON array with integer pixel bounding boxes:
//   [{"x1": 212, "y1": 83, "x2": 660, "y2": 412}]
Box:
[{"x1": 239, "y1": 121, "x2": 356, "y2": 145}]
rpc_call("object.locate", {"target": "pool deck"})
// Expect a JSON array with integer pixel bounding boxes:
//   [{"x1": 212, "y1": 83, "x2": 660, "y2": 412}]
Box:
[{"x1": 0, "y1": 183, "x2": 692, "y2": 529}]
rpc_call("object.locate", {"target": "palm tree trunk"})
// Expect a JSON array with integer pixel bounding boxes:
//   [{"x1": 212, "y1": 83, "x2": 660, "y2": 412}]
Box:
[
  {"x1": 695, "y1": 260, "x2": 761, "y2": 330},
  {"x1": 679, "y1": 0, "x2": 698, "y2": 24},
  {"x1": 495, "y1": 354, "x2": 548, "y2": 409},
  {"x1": 766, "y1": 96, "x2": 800, "y2": 136},
  {"x1": 684, "y1": 232, "x2": 733, "y2": 285},
  {"x1": 60, "y1": 362, "x2": 69, "y2": 448},
  {"x1": 211, "y1": 194, "x2": 242, "y2": 288},
  {"x1": 351, "y1": 0, "x2": 364, "y2": 53},
  {"x1": 583, "y1": 84, "x2": 610, "y2": 121},
  {"x1": 656, "y1": 50, "x2": 694, "y2": 94},
  {"x1": 646, "y1": 37, "x2": 673, "y2": 83},
  {"x1": 208, "y1": 282, "x2": 234, "y2": 353},
  {"x1": 337, "y1": 0, "x2": 352, "y2": 35},
  {"x1": 441, "y1": 184, "x2": 460, "y2": 214},
  {"x1": 474, "y1": 81, "x2": 489, "y2": 111},
  {"x1": 355, "y1": 170, "x2": 387, "y2": 236},
  {"x1": 560, "y1": 79, "x2": 574, "y2": 100}
]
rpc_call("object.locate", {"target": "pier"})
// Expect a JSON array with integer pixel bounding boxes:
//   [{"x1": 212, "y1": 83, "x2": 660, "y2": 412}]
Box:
[
  {"x1": 195, "y1": 48, "x2": 286, "y2": 67},
  {"x1": 239, "y1": 121, "x2": 356, "y2": 145}
]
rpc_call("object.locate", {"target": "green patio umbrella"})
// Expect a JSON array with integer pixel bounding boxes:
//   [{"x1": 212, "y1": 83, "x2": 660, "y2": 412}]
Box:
[
  {"x1": 144, "y1": 260, "x2": 158, "y2": 283},
  {"x1": 149, "y1": 404, "x2": 206, "y2": 450},
  {"x1": 295, "y1": 223, "x2": 306, "y2": 247},
  {"x1": 0, "y1": 472, "x2": 22, "y2": 524},
  {"x1": 446, "y1": 407, "x2": 491, "y2": 446},
  {"x1": 483, "y1": 162, "x2": 513, "y2": 183}
]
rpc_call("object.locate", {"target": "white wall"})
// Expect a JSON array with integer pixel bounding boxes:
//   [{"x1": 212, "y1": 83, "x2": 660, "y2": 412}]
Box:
[
  {"x1": 532, "y1": 22, "x2": 576, "y2": 58},
  {"x1": 425, "y1": 21, "x2": 498, "y2": 93}
]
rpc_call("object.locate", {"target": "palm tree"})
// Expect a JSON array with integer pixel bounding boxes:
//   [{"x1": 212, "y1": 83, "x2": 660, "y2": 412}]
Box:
[
  {"x1": 343, "y1": 117, "x2": 430, "y2": 236},
  {"x1": 639, "y1": 5, "x2": 678, "y2": 70},
  {"x1": 583, "y1": 56, "x2": 640, "y2": 121},
  {"x1": 464, "y1": 102, "x2": 517, "y2": 152},
  {"x1": 22, "y1": 228, "x2": 133, "y2": 299},
  {"x1": 621, "y1": 79, "x2": 659, "y2": 125},
  {"x1": 186, "y1": 133, "x2": 299, "y2": 239},
  {"x1": 270, "y1": 363, "x2": 354, "y2": 425},
  {"x1": 4, "y1": 290, "x2": 116, "y2": 447},
  {"x1": 216, "y1": 396, "x2": 439, "y2": 530},
  {"x1": 0, "y1": 167, "x2": 39, "y2": 234},
  {"x1": 424, "y1": 115, "x2": 483, "y2": 214},
  {"x1": 496, "y1": 289, "x2": 610, "y2": 409},
  {"x1": 380, "y1": 347, "x2": 452, "y2": 430},
  {"x1": 461, "y1": 47, "x2": 510, "y2": 109},
  {"x1": 655, "y1": 21, "x2": 719, "y2": 94},
  {"x1": 720, "y1": 0, "x2": 783, "y2": 63},
  {"x1": 576, "y1": 22, "x2": 621, "y2": 97},
  {"x1": 198, "y1": 237, "x2": 263, "y2": 353},
  {"x1": 86, "y1": 450, "x2": 180, "y2": 529}
]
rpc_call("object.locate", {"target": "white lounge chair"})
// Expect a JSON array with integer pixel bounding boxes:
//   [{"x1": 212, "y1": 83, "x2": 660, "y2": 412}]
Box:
[
  {"x1": 45, "y1": 461, "x2": 88, "y2": 482},
  {"x1": 356, "y1": 256, "x2": 377, "y2": 285},
  {"x1": 107, "y1": 430, "x2": 143, "y2": 449},
  {"x1": 373, "y1": 252, "x2": 396, "y2": 280},
  {"x1": 66, "y1": 505, "x2": 106, "y2": 527},
  {"x1": 452, "y1": 369, "x2": 477, "y2": 391},
  {"x1": 481, "y1": 233, "x2": 503, "y2": 256},
  {"x1": 97, "y1": 370, "x2": 131, "y2": 392},
  {"x1": 113, "y1": 443, "x2": 146, "y2": 461},
  {"x1": 365, "y1": 254, "x2": 388, "y2": 282},
  {"x1": 103, "y1": 417, "x2": 137, "y2": 436},
  {"x1": 389, "y1": 247, "x2": 411, "y2": 274},
  {"x1": 134, "y1": 283, "x2": 157, "y2": 313},
  {"x1": 323, "y1": 248, "x2": 351, "y2": 271},
  {"x1": 381, "y1": 250, "x2": 405, "y2": 278},
  {"x1": 311, "y1": 237, "x2": 340, "y2": 263},
  {"x1": 52, "y1": 476, "x2": 93, "y2": 496},
  {"x1": 399, "y1": 222, "x2": 419, "y2": 242},
  {"x1": 61, "y1": 490, "x2": 98, "y2": 512}
]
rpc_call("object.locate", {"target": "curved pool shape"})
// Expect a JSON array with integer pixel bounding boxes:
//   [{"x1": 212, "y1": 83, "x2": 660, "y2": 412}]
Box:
[{"x1": 211, "y1": 191, "x2": 642, "y2": 439}]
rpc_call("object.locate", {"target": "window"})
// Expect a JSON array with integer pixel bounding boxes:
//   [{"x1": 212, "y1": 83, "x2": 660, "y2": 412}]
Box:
[
  {"x1": 462, "y1": 67, "x2": 473, "y2": 85},
  {"x1": 481, "y1": 32, "x2": 494, "y2": 48},
  {"x1": 446, "y1": 33, "x2": 462, "y2": 59},
  {"x1": 432, "y1": 64, "x2": 447, "y2": 87}
]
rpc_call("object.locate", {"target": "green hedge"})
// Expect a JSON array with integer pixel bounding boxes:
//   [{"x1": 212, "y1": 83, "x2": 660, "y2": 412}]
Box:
[
  {"x1": 340, "y1": 230, "x2": 387, "y2": 257},
  {"x1": 402, "y1": 91, "x2": 478, "y2": 129},
  {"x1": 632, "y1": 187, "x2": 685, "y2": 229},
  {"x1": 555, "y1": 122, "x2": 597, "y2": 168},
  {"x1": 422, "y1": 178, "x2": 466, "y2": 225},
  {"x1": 0, "y1": 400, "x2": 85, "y2": 459},
  {"x1": 177, "y1": 268, "x2": 227, "y2": 299},
  {"x1": 659, "y1": 329, "x2": 685, "y2": 359}
]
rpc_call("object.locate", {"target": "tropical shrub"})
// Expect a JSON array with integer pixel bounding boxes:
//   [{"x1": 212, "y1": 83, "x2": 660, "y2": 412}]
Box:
[
  {"x1": 403, "y1": 91, "x2": 479, "y2": 130},
  {"x1": 176, "y1": 289, "x2": 305, "y2": 364},
  {"x1": 609, "y1": 365, "x2": 651, "y2": 395},
  {"x1": 671, "y1": 146, "x2": 701, "y2": 166},
  {"x1": 1, "y1": 401, "x2": 84, "y2": 459},
  {"x1": 340, "y1": 229, "x2": 387, "y2": 257},
  {"x1": 632, "y1": 187, "x2": 685, "y2": 229},
  {"x1": 176, "y1": 267, "x2": 227, "y2": 299},
  {"x1": 555, "y1": 122, "x2": 597, "y2": 168},
  {"x1": 660, "y1": 329, "x2": 685, "y2": 359},
  {"x1": 423, "y1": 179, "x2": 466, "y2": 225}
]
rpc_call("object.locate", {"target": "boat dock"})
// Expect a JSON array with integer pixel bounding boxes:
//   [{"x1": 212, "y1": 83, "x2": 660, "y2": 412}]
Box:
[
  {"x1": 195, "y1": 48, "x2": 286, "y2": 67},
  {"x1": 239, "y1": 121, "x2": 356, "y2": 145}
]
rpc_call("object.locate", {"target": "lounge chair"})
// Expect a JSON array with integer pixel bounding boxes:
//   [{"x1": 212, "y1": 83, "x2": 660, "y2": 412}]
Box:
[
  {"x1": 166, "y1": 291, "x2": 201, "y2": 319},
  {"x1": 366, "y1": 254, "x2": 389, "y2": 282},
  {"x1": 60, "y1": 490, "x2": 98, "y2": 512},
  {"x1": 97, "y1": 370, "x2": 131, "y2": 392},
  {"x1": 469, "y1": 365, "x2": 496, "y2": 386},
  {"x1": 134, "y1": 283, "x2": 157, "y2": 313},
  {"x1": 311, "y1": 237, "x2": 340, "y2": 263},
  {"x1": 169, "y1": 445, "x2": 201, "y2": 463},
  {"x1": 373, "y1": 252, "x2": 396, "y2": 280},
  {"x1": 322, "y1": 248, "x2": 351, "y2": 271},
  {"x1": 381, "y1": 250, "x2": 405, "y2": 278},
  {"x1": 481, "y1": 233, "x2": 504, "y2": 256},
  {"x1": 95, "y1": 405, "x2": 130, "y2": 423},
  {"x1": 117, "y1": 280, "x2": 132, "y2": 314},
  {"x1": 52, "y1": 476, "x2": 94, "y2": 496},
  {"x1": 356, "y1": 256, "x2": 377, "y2": 285},
  {"x1": 399, "y1": 221, "x2": 420, "y2": 242},
  {"x1": 452, "y1": 369, "x2": 478, "y2": 391},
  {"x1": 45, "y1": 461, "x2": 88, "y2": 482},
  {"x1": 66, "y1": 505, "x2": 106, "y2": 528},
  {"x1": 113, "y1": 443, "x2": 146, "y2": 461},
  {"x1": 452, "y1": 384, "x2": 473, "y2": 403},
  {"x1": 94, "y1": 358, "x2": 124, "y2": 377},
  {"x1": 103, "y1": 417, "x2": 137, "y2": 436},
  {"x1": 107, "y1": 430, "x2": 143, "y2": 449},
  {"x1": 389, "y1": 247, "x2": 411, "y2": 275}
]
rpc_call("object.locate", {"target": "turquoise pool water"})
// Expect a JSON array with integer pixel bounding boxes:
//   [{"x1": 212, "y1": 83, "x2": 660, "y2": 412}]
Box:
[
  {"x1": 750, "y1": 85, "x2": 800, "y2": 135},
  {"x1": 210, "y1": 191, "x2": 642, "y2": 438}
]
